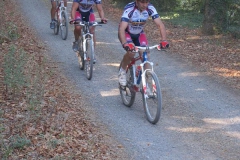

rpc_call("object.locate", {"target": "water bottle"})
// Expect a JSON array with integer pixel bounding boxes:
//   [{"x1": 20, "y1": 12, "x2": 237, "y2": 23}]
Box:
[
  {"x1": 143, "y1": 52, "x2": 148, "y2": 62},
  {"x1": 136, "y1": 65, "x2": 141, "y2": 85}
]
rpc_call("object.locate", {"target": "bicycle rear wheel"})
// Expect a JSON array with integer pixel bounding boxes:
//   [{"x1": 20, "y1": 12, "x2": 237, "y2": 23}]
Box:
[
  {"x1": 119, "y1": 63, "x2": 136, "y2": 107},
  {"x1": 60, "y1": 10, "x2": 68, "y2": 40},
  {"x1": 142, "y1": 70, "x2": 162, "y2": 124},
  {"x1": 85, "y1": 39, "x2": 94, "y2": 80}
]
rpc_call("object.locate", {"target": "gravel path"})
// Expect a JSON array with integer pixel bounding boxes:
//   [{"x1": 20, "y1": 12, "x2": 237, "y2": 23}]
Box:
[{"x1": 19, "y1": 0, "x2": 240, "y2": 159}]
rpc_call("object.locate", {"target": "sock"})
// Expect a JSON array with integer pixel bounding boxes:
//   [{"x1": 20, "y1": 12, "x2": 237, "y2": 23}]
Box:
[{"x1": 120, "y1": 67, "x2": 126, "y2": 72}]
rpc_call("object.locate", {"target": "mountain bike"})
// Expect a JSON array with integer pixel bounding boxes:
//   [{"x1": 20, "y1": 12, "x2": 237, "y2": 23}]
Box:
[
  {"x1": 119, "y1": 45, "x2": 163, "y2": 124},
  {"x1": 53, "y1": 0, "x2": 68, "y2": 40},
  {"x1": 72, "y1": 21, "x2": 104, "y2": 80}
]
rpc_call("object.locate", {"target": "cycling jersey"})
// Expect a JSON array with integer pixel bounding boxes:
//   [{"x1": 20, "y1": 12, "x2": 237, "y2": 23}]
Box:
[
  {"x1": 73, "y1": 0, "x2": 101, "y2": 12},
  {"x1": 121, "y1": 2, "x2": 159, "y2": 35}
]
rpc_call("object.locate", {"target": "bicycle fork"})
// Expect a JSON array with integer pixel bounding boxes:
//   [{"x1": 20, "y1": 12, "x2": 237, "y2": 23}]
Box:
[
  {"x1": 82, "y1": 33, "x2": 94, "y2": 61},
  {"x1": 57, "y1": 2, "x2": 66, "y2": 25},
  {"x1": 134, "y1": 62, "x2": 156, "y2": 98}
]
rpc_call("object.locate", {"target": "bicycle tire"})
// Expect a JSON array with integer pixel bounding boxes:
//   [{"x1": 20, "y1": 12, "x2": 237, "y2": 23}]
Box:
[
  {"x1": 53, "y1": 9, "x2": 59, "y2": 35},
  {"x1": 119, "y1": 62, "x2": 136, "y2": 107},
  {"x1": 77, "y1": 38, "x2": 84, "y2": 70},
  {"x1": 60, "y1": 10, "x2": 68, "y2": 40},
  {"x1": 85, "y1": 39, "x2": 94, "y2": 80},
  {"x1": 142, "y1": 70, "x2": 162, "y2": 124}
]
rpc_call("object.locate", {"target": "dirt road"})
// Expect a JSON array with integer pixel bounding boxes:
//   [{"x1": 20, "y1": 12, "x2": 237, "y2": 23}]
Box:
[{"x1": 19, "y1": 0, "x2": 240, "y2": 159}]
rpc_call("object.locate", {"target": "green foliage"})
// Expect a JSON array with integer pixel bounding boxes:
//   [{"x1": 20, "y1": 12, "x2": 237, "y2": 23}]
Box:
[
  {"x1": 160, "y1": 11, "x2": 203, "y2": 28},
  {"x1": 7, "y1": 22, "x2": 19, "y2": 40},
  {"x1": 10, "y1": 135, "x2": 31, "y2": 149},
  {"x1": 151, "y1": 0, "x2": 179, "y2": 12},
  {"x1": 1, "y1": 134, "x2": 31, "y2": 159},
  {"x1": 3, "y1": 46, "x2": 27, "y2": 97}
]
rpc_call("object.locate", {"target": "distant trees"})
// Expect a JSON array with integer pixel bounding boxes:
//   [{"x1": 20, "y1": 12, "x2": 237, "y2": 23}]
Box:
[{"x1": 112, "y1": 0, "x2": 240, "y2": 36}]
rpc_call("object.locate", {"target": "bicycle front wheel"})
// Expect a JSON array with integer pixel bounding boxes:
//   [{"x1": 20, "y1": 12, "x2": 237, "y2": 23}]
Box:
[
  {"x1": 60, "y1": 10, "x2": 68, "y2": 40},
  {"x1": 77, "y1": 38, "x2": 84, "y2": 70},
  {"x1": 85, "y1": 39, "x2": 94, "y2": 80},
  {"x1": 119, "y1": 63, "x2": 136, "y2": 107},
  {"x1": 142, "y1": 70, "x2": 162, "y2": 124},
  {"x1": 53, "y1": 10, "x2": 59, "y2": 35}
]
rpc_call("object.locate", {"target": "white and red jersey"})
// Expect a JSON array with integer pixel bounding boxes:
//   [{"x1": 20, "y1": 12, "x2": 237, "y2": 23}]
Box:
[
  {"x1": 121, "y1": 2, "x2": 159, "y2": 35},
  {"x1": 73, "y1": 0, "x2": 101, "y2": 12}
]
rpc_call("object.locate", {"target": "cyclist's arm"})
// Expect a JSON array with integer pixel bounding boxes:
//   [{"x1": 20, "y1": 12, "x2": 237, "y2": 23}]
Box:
[
  {"x1": 153, "y1": 17, "x2": 167, "y2": 41},
  {"x1": 96, "y1": 4, "x2": 106, "y2": 21},
  {"x1": 118, "y1": 21, "x2": 128, "y2": 45},
  {"x1": 71, "y1": 2, "x2": 79, "y2": 20}
]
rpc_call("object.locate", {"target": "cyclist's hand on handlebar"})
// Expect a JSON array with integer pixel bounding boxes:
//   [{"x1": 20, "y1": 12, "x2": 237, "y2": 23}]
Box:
[
  {"x1": 69, "y1": 20, "x2": 75, "y2": 24},
  {"x1": 123, "y1": 42, "x2": 135, "y2": 52},
  {"x1": 160, "y1": 40, "x2": 169, "y2": 49}
]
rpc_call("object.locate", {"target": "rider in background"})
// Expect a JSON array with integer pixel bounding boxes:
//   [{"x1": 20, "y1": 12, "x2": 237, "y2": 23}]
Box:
[
  {"x1": 70, "y1": 0, "x2": 107, "y2": 53},
  {"x1": 118, "y1": 0, "x2": 169, "y2": 86},
  {"x1": 50, "y1": 0, "x2": 67, "y2": 29}
]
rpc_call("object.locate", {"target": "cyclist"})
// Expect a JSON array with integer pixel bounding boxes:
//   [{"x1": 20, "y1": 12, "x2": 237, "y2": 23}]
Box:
[
  {"x1": 118, "y1": 0, "x2": 169, "y2": 86},
  {"x1": 70, "y1": 0, "x2": 107, "y2": 54},
  {"x1": 50, "y1": 0, "x2": 67, "y2": 29}
]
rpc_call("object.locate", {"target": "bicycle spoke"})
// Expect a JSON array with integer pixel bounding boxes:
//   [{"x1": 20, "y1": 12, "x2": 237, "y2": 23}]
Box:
[
  {"x1": 60, "y1": 11, "x2": 68, "y2": 40},
  {"x1": 142, "y1": 71, "x2": 162, "y2": 124},
  {"x1": 119, "y1": 66, "x2": 136, "y2": 107}
]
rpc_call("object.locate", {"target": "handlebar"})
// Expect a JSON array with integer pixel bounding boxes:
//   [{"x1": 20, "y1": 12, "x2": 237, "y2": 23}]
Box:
[
  {"x1": 133, "y1": 45, "x2": 162, "y2": 52},
  {"x1": 70, "y1": 20, "x2": 106, "y2": 27}
]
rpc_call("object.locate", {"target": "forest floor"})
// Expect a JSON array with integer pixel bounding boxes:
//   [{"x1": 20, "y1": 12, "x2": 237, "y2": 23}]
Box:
[{"x1": 0, "y1": 0, "x2": 239, "y2": 159}]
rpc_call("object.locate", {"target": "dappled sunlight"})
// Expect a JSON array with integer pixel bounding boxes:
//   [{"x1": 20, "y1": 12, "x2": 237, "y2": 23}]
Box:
[
  {"x1": 195, "y1": 88, "x2": 206, "y2": 91},
  {"x1": 203, "y1": 117, "x2": 240, "y2": 125},
  {"x1": 96, "y1": 42, "x2": 118, "y2": 45},
  {"x1": 226, "y1": 131, "x2": 240, "y2": 139},
  {"x1": 161, "y1": 13, "x2": 180, "y2": 20},
  {"x1": 167, "y1": 116, "x2": 240, "y2": 138},
  {"x1": 179, "y1": 72, "x2": 202, "y2": 77},
  {"x1": 102, "y1": 63, "x2": 119, "y2": 67},
  {"x1": 212, "y1": 67, "x2": 240, "y2": 77},
  {"x1": 100, "y1": 89, "x2": 119, "y2": 97},
  {"x1": 167, "y1": 127, "x2": 208, "y2": 133}
]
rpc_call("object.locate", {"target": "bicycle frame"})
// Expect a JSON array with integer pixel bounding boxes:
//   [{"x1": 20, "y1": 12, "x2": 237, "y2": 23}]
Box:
[
  {"x1": 77, "y1": 21, "x2": 103, "y2": 60},
  {"x1": 81, "y1": 22, "x2": 94, "y2": 60},
  {"x1": 127, "y1": 45, "x2": 160, "y2": 95},
  {"x1": 56, "y1": 0, "x2": 66, "y2": 24}
]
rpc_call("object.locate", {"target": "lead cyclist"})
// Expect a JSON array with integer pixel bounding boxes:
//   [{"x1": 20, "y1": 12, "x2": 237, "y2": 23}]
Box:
[
  {"x1": 118, "y1": 0, "x2": 169, "y2": 86},
  {"x1": 50, "y1": 0, "x2": 67, "y2": 29}
]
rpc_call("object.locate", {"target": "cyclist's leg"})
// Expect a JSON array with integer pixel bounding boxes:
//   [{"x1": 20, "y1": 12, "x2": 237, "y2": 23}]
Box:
[
  {"x1": 138, "y1": 32, "x2": 150, "y2": 69},
  {"x1": 118, "y1": 32, "x2": 136, "y2": 86},
  {"x1": 120, "y1": 32, "x2": 136, "y2": 70},
  {"x1": 63, "y1": 0, "x2": 67, "y2": 7},
  {"x1": 89, "y1": 12, "x2": 96, "y2": 47},
  {"x1": 72, "y1": 11, "x2": 82, "y2": 52},
  {"x1": 88, "y1": 12, "x2": 97, "y2": 62},
  {"x1": 50, "y1": 0, "x2": 57, "y2": 29}
]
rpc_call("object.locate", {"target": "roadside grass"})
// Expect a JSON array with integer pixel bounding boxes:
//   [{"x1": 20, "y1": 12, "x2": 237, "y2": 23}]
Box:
[
  {"x1": 1, "y1": 44, "x2": 47, "y2": 159},
  {"x1": 0, "y1": 1, "x2": 48, "y2": 158}
]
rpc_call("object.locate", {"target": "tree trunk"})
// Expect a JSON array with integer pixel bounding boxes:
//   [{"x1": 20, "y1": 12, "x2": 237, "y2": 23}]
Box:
[{"x1": 202, "y1": 0, "x2": 215, "y2": 35}]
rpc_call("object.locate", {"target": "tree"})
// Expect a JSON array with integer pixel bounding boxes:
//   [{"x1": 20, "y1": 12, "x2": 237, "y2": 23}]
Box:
[
  {"x1": 202, "y1": 0, "x2": 215, "y2": 35},
  {"x1": 202, "y1": 0, "x2": 229, "y2": 35}
]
